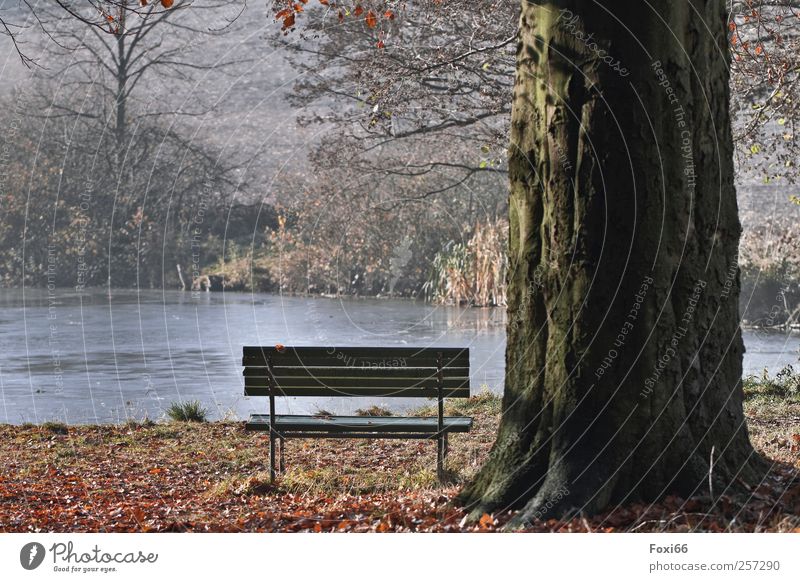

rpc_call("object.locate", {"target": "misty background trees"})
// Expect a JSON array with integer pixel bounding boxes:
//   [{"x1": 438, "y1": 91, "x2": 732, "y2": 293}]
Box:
[
  {"x1": 0, "y1": 0, "x2": 798, "y2": 325},
  {"x1": 1, "y1": 0, "x2": 266, "y2": 288},
  {"x1": 730, "y1": 0, "x2": 800, "y2": 327}
]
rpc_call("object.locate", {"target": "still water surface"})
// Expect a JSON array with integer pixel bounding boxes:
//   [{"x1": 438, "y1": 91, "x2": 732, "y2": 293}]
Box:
[{"x1": 0, "y1": 289, "x2": 797, "y2": 424}]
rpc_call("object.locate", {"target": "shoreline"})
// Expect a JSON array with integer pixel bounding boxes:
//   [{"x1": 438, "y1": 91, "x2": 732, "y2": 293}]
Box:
[{"x1": 2, "y1": 286, "x2": 800, "y2": 330}]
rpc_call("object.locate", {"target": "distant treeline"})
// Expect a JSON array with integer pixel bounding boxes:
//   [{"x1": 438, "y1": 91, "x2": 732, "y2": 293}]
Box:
[{"x1": 0, "y1": 100, "x2": 269, "y2": 291}]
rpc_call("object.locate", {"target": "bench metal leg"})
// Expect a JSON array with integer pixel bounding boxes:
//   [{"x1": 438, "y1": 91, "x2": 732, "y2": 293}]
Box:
[
  {"x1": 436, "y1": 433, "x2": 450, "y2": 482},
  {"x1": 437, "y1": 434, "x2": 445, "y2": 481},
  {"x1": 279, "y1": 437, "x2": 285, "y2": 473},
  {"x1": 269, "y1": 432, "x2": 277, "y2": 483}
]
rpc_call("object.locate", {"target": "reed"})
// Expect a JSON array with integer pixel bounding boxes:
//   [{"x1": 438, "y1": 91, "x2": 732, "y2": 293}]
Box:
[{"x1": 424, "y1": 219, "x2": 508, "y2": 306}]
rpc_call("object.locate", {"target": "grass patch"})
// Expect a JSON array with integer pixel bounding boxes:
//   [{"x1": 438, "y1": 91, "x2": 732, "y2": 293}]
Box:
[
  {"x1": 355, "y1": 405, "x2": 393, "y2": 417},
  {"x1": 278, "y1": 465, "x2": 438, "y2": 495},
  {"x1": 743, "y1": 365, "x2": 800, "y2": 415},
  {"x1": 41, "y1": 421, "x2": 69, "y2": 435},
  {"x1": 744, "y1": 365, "x2": 800, "y2": 400},
  {"x1": 207, "y1": 472, "x2": 277, "y2": 498},
  {"x1": 413, "y1": 389, "x2": 502, "y2": 417},
  {"x1": 149, "y1": 425, "x2": 182, "y2": 439},
  {"x1": 55, "y1": 448, "x2": 77, "y2": 460},
  {"x1": 166, "y1": 400, "x2": 208, "y2": 423},
  {"x1": 125, "y1": 417, "x2": 156, "y2": 429}
]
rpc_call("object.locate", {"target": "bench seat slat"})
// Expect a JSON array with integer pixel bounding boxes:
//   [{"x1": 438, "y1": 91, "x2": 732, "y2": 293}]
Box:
[
  {"x1": 246, "y1": 414, "x2": 473, "y2": 434},
  {"x1": 243, "y1": 385, "x2": 471, "y2": 398}
]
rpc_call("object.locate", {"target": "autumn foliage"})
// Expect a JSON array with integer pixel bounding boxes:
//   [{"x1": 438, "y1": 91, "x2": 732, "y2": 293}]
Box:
[
  {"x1": 272, "y1": 0, "x2": 395, "y2": 44},
  {"x1": 2, "y1": 391, "x2": 799, "y2": 532}
]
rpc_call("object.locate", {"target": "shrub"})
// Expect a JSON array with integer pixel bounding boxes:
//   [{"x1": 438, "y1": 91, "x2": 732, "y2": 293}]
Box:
[{"x1": 166, "y1": 400, "x2": 208, "y2": 422}]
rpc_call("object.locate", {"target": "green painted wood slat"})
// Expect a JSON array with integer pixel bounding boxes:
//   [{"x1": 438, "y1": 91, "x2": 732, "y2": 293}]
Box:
[
  {"x1": 243, "y1": 376, "x2": 468, "y2": 389},
  {"x1": 243, "y1": 366, "x2": 470, "y2": 379},
  {"x1": 245, "y1": 414, "x2": 473, "y2": 433}
]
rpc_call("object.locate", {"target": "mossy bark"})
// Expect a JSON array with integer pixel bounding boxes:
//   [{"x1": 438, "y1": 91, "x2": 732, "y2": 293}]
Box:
[{"x1": 458, "y1": 0, "x2": 766, "y2": 525}]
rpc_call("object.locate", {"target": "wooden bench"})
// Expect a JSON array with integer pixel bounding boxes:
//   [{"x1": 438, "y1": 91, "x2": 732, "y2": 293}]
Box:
[{"x1": 242, "y1": 346, "x2": 473, "y2": 481}]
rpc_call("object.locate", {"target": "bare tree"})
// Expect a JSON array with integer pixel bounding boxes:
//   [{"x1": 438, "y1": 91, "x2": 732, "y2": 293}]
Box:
[
  {"x1": 729, "y1": 0, "x2": 800, "y2": 182},
  {"x1": 1, "y1": 0, "x2": 252, "y2": 289},
  {"x1": 32, "y1": 1, "x2": 246, "y2": 171},
  {"x1": 275, "y1": 1, "x2": 516, "y2": 205}
]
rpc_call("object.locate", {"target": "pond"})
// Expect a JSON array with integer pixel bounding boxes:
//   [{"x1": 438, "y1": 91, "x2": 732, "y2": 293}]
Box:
[{"x1": 0, "y1": 288, "x2": 797, "y2": 424}]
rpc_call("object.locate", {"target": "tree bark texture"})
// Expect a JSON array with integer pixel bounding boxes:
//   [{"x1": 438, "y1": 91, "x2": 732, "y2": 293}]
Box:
[{"x1": 458, "y1": 0, "x2": 766, "y2": 525}]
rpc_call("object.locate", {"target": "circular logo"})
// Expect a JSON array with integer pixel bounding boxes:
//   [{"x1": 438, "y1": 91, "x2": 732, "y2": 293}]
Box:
[{"x1": 20, "y1": 542, "x2": 46, "y2": 570}]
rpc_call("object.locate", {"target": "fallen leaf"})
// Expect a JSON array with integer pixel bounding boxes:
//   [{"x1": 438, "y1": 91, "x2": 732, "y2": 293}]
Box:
[{"x1": 478, "y1": 513, "x2": 494, "y2": 529}]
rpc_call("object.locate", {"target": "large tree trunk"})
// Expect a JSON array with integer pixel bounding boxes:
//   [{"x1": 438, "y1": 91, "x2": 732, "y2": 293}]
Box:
[{"x1": 458, "y1": 0, "x2": 766, "y2": 525}]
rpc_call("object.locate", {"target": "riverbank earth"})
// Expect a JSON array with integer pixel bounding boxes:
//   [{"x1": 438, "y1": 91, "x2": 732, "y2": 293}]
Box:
[{"x1": 1, "y1": 389, "x2": 799, "y2": 532}]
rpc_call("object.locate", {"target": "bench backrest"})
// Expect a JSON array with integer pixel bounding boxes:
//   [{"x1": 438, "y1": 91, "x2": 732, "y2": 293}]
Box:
[{"x1": 242, "y1": 346, "x2": 470, "y2": 398}]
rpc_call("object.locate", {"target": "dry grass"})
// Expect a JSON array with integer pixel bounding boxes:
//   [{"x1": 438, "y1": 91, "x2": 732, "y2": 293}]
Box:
[
  {"x1": 744, "y1": 368, "x2": 800, "y2": 467},
  {"x1": 355, "y1": 405, "x2": 393, "y2": 417},
  {"x1": 425, "y1": 220, "x2": 508, "y2": 306}
]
